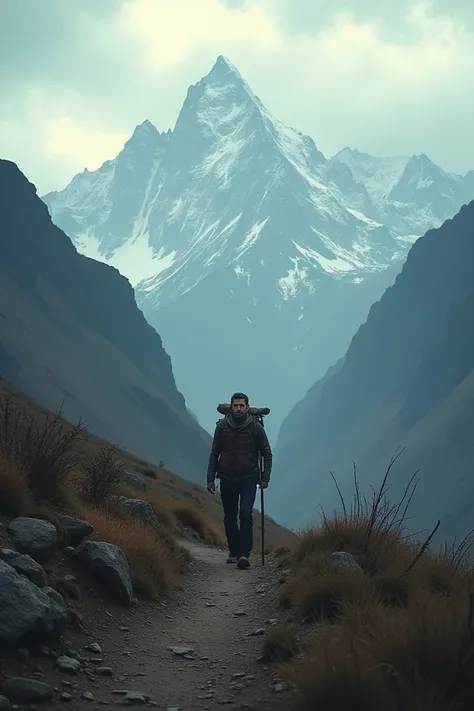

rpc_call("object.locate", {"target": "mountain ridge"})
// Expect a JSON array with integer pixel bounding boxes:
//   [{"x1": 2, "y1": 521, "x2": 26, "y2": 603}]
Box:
[
  {"x1": 41, "y1": 55, "x2": 474, "y2": 437},
  {"x1": 272, "y1": 199, "x2": 474, "y2": 540},
  {"x1": 0, "y1": 158, "x2": 211, "y2": 483}
]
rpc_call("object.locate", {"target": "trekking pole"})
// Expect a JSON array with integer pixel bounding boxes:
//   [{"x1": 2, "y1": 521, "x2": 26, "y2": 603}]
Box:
[{"x1": 259, "y1": 453, "x2": 265, "y2": 567}]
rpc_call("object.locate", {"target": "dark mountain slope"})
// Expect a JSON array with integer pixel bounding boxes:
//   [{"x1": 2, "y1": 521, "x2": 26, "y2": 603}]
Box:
[
  {"x1": 272, "y1": 200, "x2": 474, "y2": 540},
  {"x1": 0, "y1": 159, "x2": 210, "y2": 483}
]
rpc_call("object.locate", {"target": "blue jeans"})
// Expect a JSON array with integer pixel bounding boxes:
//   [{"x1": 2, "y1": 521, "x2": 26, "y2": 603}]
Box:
[{"x1": 220, "y1": 476, "x2": 258, "y2": 558}]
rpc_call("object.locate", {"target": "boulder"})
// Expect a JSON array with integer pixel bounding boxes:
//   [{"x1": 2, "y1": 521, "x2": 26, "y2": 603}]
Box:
[
  {"x1": 2, "y1": 678, "x2": 54, "y2": 704},
  {"x1": 120, "y1": 471, "x2": 149, "y2": 492},
  {"x1": 330, "y1": 551, "x2": 363, "y2": 573},
  {"x1": 0, "y1": 562, "x2": 67, "y2": 646},
  {"x1": 7, "y1": 518, "x2": 57, "y2": 563},
  {"x1": 73, "y1": 541, "x2": 133, "y2": 606},
  {"x1": 43, "y1": 586, "x2": 67, "y2": 609},
  {"x1": 57, "y1": 514, "x2": 94, "y2": 547},
  {"x1": 0, "y1": 549, "x2": 47, "y2": 588},
  {"x1": 119, "y1": 498, "x2": 160, "y2": 528}
]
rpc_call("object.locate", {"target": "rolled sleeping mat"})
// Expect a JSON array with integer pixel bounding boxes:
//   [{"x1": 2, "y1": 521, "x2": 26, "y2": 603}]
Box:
[{"x1": 217, "y1": 403, "x2": 270, "y2": 416}]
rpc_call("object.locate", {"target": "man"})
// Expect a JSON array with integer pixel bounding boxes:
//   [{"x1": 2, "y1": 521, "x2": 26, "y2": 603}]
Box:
[{"x1": 207, "y1": 392, "x2": 273, "y2": 569}]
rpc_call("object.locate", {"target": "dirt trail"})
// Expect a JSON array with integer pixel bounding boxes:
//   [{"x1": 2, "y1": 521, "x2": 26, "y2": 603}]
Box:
[{"x1": 56, "y1": 540, "x2": 286, "y2": 710}]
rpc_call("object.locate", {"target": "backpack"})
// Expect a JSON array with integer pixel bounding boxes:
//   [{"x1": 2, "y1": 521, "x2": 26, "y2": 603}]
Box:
[{"x1": 216, "y1": 403, "x2": 270, "y2": 428}]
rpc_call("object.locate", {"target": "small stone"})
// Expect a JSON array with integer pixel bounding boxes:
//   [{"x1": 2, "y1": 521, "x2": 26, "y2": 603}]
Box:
[
  {"x1": 82, "y1": 692, "x2": 94, "y2": 701},
  {"x1": 233, "y1": 610, "x2": 246, "y2": 617},
  {"x1": 273, "y1": 682, "x2": 290, "y2": 693},
  {"x1": 56, "y1": 656, "x2": 81, "y2": 675},
  {"x1": 249, "y1": 628, "x2": 265, "y2": 636},
  {"x1": 168, "y1": 646, "x2": 194, "y2": 656},
  {"x1": 95, "y1": 667, "x2": 113, "y2": 677},
  {"x1": 60, "y1": 692, "x2": 72, "y2": 701},
  {"x1": 120, "y1": 691, "x2": 150, "y2": 705},
  {"x1": 85, "y1": 642, "x2": 102, "y2": 654}
]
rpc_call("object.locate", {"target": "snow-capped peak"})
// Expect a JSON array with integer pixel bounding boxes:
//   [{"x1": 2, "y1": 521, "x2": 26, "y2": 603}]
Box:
[{"x1": 212, "y1": 54, "x2": 243, "y2": 78}]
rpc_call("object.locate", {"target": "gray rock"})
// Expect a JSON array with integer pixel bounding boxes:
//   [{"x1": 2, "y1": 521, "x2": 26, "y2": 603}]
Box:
[
  {"x1": 330, "y1": 551, "x2": 363, "y2": 573},
  {"x1": 43, "y1": 586, "x2": 67, "y2": 609},
  {"x1": 0, "y1": 562, "x2": 67, "y2": 646},
  {"x1": 120, "y1": 691, "x2": 150, "y2": 706},
  {"x1": 119, "y1": 499, "x2": 160, "y2": 528},
  {"x1": 168, "y1": 646, "x2": 194, "y2": 656},
  {"x1": 95, "y1": 667, "x2": 113, "y2": 676},
  {"x1": 120, "y1": 471, "x2": 149, "y2": 492},
  {"x1": 85, "y1": 642, "x2": 102, "y2": 654},
  {"x1": 56, "y1": 656, "x2": 81, "y2": 675},
  {"x1": 7, "y1": 518, "x2": 57, "y2": 563},
  {"x1": 0, "y1": 550, "x2": 47, "y2": 588},
  {"x1": 73, "y1": 541, "x2": 133, "y2": 606},
  {"x1": 82, "y1": 691, "x2": 94, "y2": 701},
  {"x1": 2, "y1": 678, "x2": 54, "y2": 703},
  {"x1": 63, "y1": 546, "x2": 75, "y2": 557},
  {"x1": 57, "y1": 514, "x2": 94, "y2": 547}
]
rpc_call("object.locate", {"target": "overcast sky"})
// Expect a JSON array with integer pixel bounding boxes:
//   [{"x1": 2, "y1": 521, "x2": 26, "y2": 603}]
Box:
[{"x1": 1, "y1": 0, "x2": 474, "y2": 194}]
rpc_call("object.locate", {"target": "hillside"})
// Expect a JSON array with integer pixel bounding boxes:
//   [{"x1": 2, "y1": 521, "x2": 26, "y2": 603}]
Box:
[
  {"x1": 272, "y1": 199, "x2": 474, "y2": 542},
  {"x1": 0, "y1": 158, "x2": 210, "y2": 484},
  {"x1": 41, "y1": 56, "x2": 474, "y2": 437}
]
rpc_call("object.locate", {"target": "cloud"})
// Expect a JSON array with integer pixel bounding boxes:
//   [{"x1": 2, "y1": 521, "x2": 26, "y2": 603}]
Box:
[{"x1": 1, "y1": 0, "x2": 473, "y2": 193}]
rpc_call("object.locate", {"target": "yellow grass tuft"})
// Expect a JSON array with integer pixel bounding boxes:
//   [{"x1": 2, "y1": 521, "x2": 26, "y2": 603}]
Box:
[
  {"x1": 0, "y1": 452, "x2": 34, "y2": 517},
  {"x1": 261, "y1": 623, "x2": 300, "y2": 662},
  {"x1": 275, "y1": 456, "x2": 474, "y2": 710},
  {"x1": 167, "y1": 500, "x2": 226, "y2": 547},
  {"x1": 83, "y1": 506, "x2": 187, "y2": 598}
]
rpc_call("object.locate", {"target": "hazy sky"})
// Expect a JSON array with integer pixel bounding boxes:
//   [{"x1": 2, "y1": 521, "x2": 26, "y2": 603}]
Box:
[{"x1": 2, "y1": 0, "x2": 474, "y2": 194}]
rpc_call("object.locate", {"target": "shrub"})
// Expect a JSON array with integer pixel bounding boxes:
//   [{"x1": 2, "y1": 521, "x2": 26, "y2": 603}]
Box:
[
  {"x1": 79, "y1": 444, "x2": 123, "y2": 506},
  {"x1": 0, "y1": 393, "x2": 85, "y2": 505}
]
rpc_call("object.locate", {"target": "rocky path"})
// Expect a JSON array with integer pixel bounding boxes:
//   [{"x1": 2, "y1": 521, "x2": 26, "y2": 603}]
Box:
[
  {"x1": 0, "y1": 540, "x2": 288, "y2": 710},
  {"x1": 101, "y1": 541, "x2": 284, "y2": 710}
]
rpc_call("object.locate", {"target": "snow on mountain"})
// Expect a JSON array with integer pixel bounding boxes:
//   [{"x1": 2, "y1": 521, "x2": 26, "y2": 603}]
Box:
[
  {"x1": 332, "y1": 147, "x2": 410, "y2": 201},
  {"x1": 42, "y1": 56, "x2": 474, "y2": 438}
]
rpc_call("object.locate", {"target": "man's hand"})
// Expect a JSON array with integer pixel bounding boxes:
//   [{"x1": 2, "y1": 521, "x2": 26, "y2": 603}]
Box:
[
  {"x1": 207, "y1": 482, "x2": 216, "y2": 495},
  {"x1": 259, "y1": 480, "x2": 269, "y2": 490}
]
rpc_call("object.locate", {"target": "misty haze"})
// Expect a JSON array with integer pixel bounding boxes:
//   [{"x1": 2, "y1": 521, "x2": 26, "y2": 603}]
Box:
[{"x1": 1, "y1": 2, "x2": 474, "y2": 709}]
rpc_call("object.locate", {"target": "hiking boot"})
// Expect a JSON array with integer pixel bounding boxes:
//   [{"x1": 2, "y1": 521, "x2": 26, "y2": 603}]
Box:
[
  {"x1": 237, "y1": 556, "x2": 250, "y2": 569},
  {"x1": 226, "y1": 555, "x2": 237, "y2": 564}
]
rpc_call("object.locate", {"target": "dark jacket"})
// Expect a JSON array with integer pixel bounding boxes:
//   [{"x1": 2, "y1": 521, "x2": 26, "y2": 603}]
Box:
[{"x1": 207, "y1": 413, "x2": 273, "y2": 484}]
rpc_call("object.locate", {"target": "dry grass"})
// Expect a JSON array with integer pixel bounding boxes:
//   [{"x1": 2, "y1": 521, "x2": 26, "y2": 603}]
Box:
[
  {"x1": 276, "y1": 453, "x2": 474, "y2": 711},
  {"x1": 0, "y1": 452, "x2": 35, "y2": 517},
  {"x1": 261, "y1": 623, "x2": 300, "y2": 662},
  {"x1": 0, "y1": 389, "x2": 227, "y2": 602},
  {"x1": 168, "y1": 500, "x2": 226, "y2": 547},
  {"x1": 116, "y1": 483, "x2": 178, "y2": 532},
  {"x1": 0, "y1": 393, "x2": 85, "y2": 509},
  {"x1": 83, "y1": 506, "x2": 187, "y2": 598}
]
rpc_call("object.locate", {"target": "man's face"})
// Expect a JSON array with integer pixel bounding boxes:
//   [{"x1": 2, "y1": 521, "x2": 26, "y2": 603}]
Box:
[{"x1": 231, "y1": 398, "x2": 249, "y2": 417}]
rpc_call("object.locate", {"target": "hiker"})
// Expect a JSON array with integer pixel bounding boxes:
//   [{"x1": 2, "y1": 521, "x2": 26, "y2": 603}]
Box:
[{"x1": 206, "y1": 392, "x2": 273, "y2": 569}]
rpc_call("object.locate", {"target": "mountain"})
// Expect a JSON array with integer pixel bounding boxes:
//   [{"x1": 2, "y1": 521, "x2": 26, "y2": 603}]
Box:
[
  {"x1": 0, "y1": 159, "x2": 211, "y2": 483},
  {"x1": 272, "y1": 200, "x2": 474, "y2": 542},
  {"x1": 42, "y1": 56, "x2": 474, "y2": 438}
]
